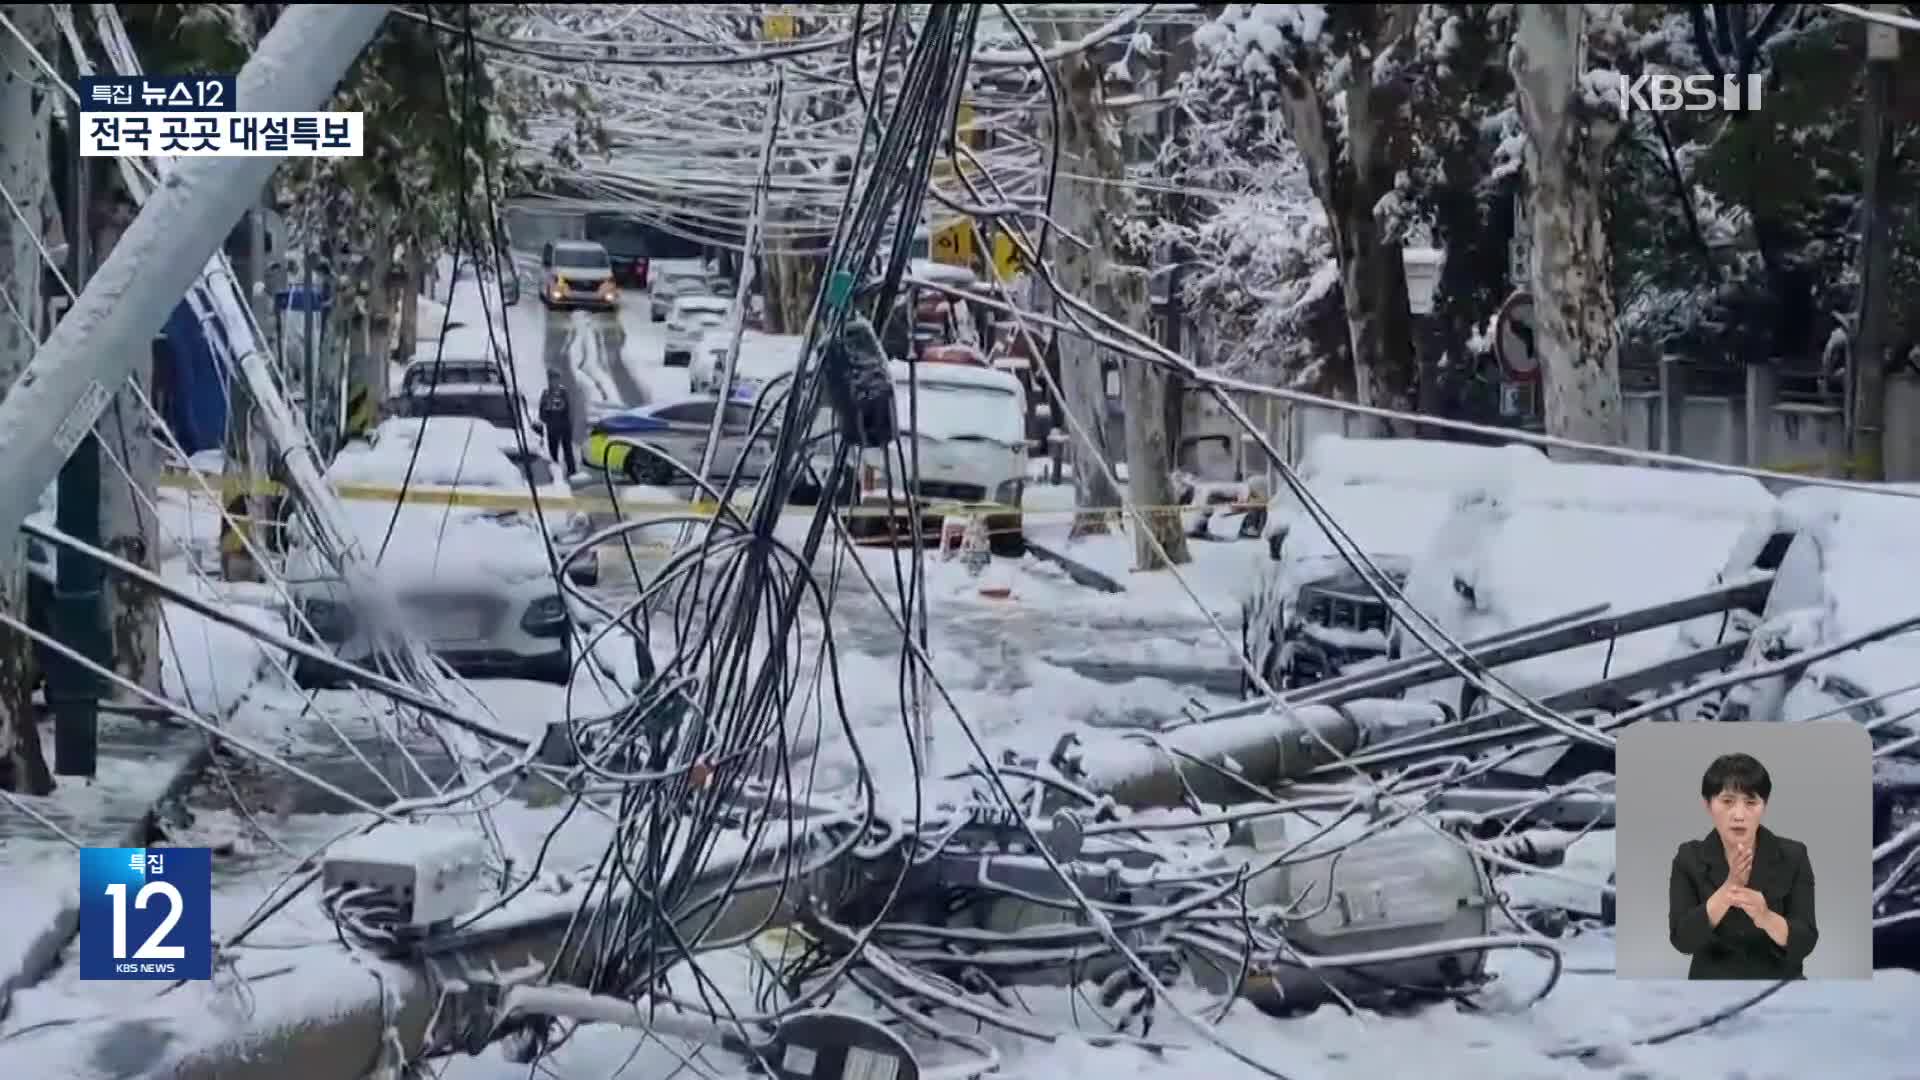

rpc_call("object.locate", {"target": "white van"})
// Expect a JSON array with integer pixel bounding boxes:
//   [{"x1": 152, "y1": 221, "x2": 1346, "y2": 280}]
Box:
[{"x1": 825, "y1": 359, "x2": 1029, "y2": 554}]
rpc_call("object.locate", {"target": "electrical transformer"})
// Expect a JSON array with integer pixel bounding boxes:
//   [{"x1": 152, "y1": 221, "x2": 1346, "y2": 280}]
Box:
[{"x1": 1196, "y1": 813, "x2": 1496, "y2": 1013}]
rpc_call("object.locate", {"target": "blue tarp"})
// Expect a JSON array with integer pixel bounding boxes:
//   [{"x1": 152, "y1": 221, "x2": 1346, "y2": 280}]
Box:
[{"x1": 156, "y1": 288, "x2": 230, "y2": 455}]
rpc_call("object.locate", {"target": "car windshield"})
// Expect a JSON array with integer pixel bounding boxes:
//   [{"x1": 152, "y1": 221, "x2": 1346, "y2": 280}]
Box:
[
  {"x1": 554, "y1": 247, "x2": 609, "y2": 270},
  {"x1": 894, "y1": 381, "x2": 1023, "y2": 446}
]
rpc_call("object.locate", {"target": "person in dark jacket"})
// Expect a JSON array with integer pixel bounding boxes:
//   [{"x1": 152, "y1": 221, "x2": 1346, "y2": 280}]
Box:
[
  {"x1": 538, "y1": 372, "x2": 576, "y2": 476},
  {"x1": 1668, "y1": 753, "x2": 1819, "y2": 979}
]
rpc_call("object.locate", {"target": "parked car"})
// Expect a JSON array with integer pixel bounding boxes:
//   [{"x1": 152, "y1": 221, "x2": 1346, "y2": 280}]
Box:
[
  {"x1": 824, "y1": 357, "x2": 1030, "y2": 555},
  {"x1": 1393, "y1": 457, "x2": 1777, "y2": 716},
  {"x1": 687, "y1": 329, "x2": 803, "y2": 401},
  {"x1": 364, "y1": 411, "x2": 556, "y2": 478},
  {"x1": 650, "y1": 264, "x2": 713, "y2": 322},
  {"x1": 396, "y1": 353, "x2": 508, "y2": 398},
  {"x1": 663, "y1": 296, "x2": 734, "y2": 366},
  {"x1": 540, "y1": 240, "x2": 619, "y2": 311},
  {"x1": 391, "y1": 378, "x2": 547, "y2": 446},
  {"x1": 1241, "y1": 435, "x2": 1549, "y2": 693},
  {"x1": 584, "y1": 398, "x2": 772, "y2": 486},
  {"x1": 282, "y1": 419, "x2": 596, "y2": 687}
]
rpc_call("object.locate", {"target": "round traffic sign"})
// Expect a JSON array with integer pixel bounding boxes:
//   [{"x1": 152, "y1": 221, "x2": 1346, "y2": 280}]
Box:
[{"x1": 1495, "y1": 291, "x2": 1539, "y2": 381}]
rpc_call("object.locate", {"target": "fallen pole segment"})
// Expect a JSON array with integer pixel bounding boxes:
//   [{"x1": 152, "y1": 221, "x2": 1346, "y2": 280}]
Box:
[
  {"x1": 0, "y1": 3, "x2": 391, "y2": 564},
  {"x1": 4, "y1": 812, "x2": 847, "y2": 1080}
]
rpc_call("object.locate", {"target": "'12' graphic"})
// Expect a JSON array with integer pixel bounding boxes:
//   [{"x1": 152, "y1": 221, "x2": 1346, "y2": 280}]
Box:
[{"x1": 78, "y1": 847, "x2": 213, "y2": 980}]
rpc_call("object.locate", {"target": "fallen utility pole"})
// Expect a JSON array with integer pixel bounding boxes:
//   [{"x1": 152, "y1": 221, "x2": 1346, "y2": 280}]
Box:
[
  {"x1": 48, "y1": 44, "x2": 103, "y2": 777},
  {"x1": 1209, "y1": 577, "x2": 1768, "y2": 730},
  {"x1": 2, "y1": 810, "x2": 845, "y2": 1080},
  {"x1": 0, "y1": 3, "x2": 390, "y2": 565}
]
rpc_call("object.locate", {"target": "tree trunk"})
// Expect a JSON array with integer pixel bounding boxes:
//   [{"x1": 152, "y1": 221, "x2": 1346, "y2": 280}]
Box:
[
  {"x1": 1050, "y1": 20, "x2": 1130, "y2": 535},
  {"x1": 87, "y1": 176, "x2": 163, "y2": 698},
  {"x1": 1266, "y1": 22, "x2": 1419, "y2": 424},
  {"x1": 392, "y1": 235, "x2": 416, "y2": 365},
  {"x1": 0, "y1": 4, "x2": 54, "y2": 793},
  {"x1": 1512, "y1": 5, "x2": 1625, "y2": 452},
  {"x1": 1114, "y1": 271, "x2": 1190, "y2": 569}
]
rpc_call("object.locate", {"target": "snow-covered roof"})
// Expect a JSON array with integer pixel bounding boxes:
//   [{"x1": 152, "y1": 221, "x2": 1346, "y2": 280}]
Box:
[
  {"x1": 885, "y1": 358, "x2": 1021, "y2": 393},
  {"x1": 674, "y1": 296, "x2": 730, "y2": 314},
  {"x1": 1300, "y1": 434, "x2": 1548, "y2": 489},
  {"x1": 1400, "y1": 462, "x2": 1779, "y2": 697},
  {"x1": 334, "y1": 419, "x2": 527, "y2": 491}
]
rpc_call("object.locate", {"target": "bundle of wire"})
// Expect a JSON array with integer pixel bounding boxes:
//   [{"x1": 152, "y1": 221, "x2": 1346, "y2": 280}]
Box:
[{"x1": 517, "y1": 3, "x2": 986, "y2": 1010}]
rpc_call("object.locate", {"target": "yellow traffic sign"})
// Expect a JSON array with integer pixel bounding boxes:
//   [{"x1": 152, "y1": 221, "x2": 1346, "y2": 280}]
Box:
[
  {"x1": 990, "y1": 230, "x2": 1026, "y2": 281},
  {"x1": 932, "y1": 221, "x2": 974, "y2": 267},
  {"x1": 762, "y1": 12, "x2": 796, "y2": 40}
]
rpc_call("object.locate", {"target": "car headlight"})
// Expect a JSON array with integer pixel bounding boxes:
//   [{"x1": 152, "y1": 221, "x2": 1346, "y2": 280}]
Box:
[
  {"x1": 300, "y1": 597, "x2": 353, "y2": 643},
  {"x1": 598, "y1": 281, "x2": 617, "y2": 298},
  {"x1": 519, "y1": 594, "x2": 569, "y2": 636},
  {"x1": 992, "y1": 479, "x2": 1023, "y2": 509}
]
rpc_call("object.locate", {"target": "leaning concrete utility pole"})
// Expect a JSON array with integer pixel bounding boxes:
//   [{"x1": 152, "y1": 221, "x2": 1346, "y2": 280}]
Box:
[{"x1": 0, "y1": 3, "x2": 390, "y2": 555}]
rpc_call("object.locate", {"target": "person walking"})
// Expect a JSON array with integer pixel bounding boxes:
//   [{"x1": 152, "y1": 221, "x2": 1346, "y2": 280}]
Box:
[{"x1": 539, "y1": 372, "x2": 577, "y2": 476}]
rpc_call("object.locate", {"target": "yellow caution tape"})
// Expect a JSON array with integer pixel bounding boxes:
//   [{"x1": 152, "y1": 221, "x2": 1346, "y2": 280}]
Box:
[{"x1": 159, "y1": 470, "x2": 1269, "y2": 520}]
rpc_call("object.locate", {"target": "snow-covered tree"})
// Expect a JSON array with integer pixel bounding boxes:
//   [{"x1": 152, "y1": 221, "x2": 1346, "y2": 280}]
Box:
[
  {"x1": 1194, "y1": 5, "x2": 1422, "y2": 421},
  {"x1": 1508, "y1": 4, "x2": 1630, "y2": 449},
  {"x1": 0, "y1": 3, "x2": 54, "y2": 793}
]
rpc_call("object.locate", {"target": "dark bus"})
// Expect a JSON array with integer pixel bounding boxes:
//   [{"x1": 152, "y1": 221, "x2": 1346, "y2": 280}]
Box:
[{"x1": 583, "y1": 212, "x2": 711, "y2": 289}]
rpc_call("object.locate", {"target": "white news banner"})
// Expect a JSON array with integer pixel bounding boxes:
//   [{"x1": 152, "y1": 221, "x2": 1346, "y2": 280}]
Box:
[{"x1": 79, "y1": 111, "x2": 364, "y2": 158}]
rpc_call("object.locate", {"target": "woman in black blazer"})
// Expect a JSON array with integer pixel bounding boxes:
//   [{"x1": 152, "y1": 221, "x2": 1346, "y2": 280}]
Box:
[{"x1": 1668, "y1": 752, "x2": 1819, "y2": 979}]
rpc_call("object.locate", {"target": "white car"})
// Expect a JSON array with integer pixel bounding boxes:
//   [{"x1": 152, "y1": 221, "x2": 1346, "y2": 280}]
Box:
[
  {"x1": 540, "y1": 240, "x2": 619, "y2": 312},
  {"x1": 281, "y1": 418, "x2": 595, "y2": 688},
  {"x1": 830, "y1": 358, "x2": 1031, "y2": 554},
  {"x1": 650, "y1": 263, "x2": 714, "y2": 322},
  {"x1": 686, "y1": 328, "x2": 803, "y2": 403},
  {"x1": 663, "y1": 296, "x2": 733, "y2": 366}
]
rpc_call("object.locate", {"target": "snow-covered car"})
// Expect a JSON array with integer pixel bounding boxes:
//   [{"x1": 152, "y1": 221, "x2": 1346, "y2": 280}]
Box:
[
  {"x1": 662, "y1": 296, "x2": 733, "y2": 366},
  {"x1": 829, "y1": 358, "x2": 1030, "y2": 555},
  {"x1": 396, "y1": 353, "x2": 508, "y2": 397},
  {"x1": 1394, "y1": 458, "x2": 1777, "y2": 717},
  {"x1": 1241, "y1": 435, "x2": 1549, "y2": 692},
  {"x1": 584, "y1": 398, "x2": 772, "y2": 486},
  {"x1": 540, "y1": 240, "x2": 619, "y2": 312},
  {"x1": 391, "y1": 378, "x2": 547, "y2": 445},
  {"x1": 649, "y1": 263, "x2": 713, "y2": 322},
  {"x1": 282, "y1": 418, "x2": 596, "y2": 687},
  {"x1": 686, "y1": 328, "x2": 802, "y2": 401}
]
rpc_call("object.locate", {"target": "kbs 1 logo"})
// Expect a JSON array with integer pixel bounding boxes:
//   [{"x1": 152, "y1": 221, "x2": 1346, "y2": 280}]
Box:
[
  {"x1": 1614, "y1": 71, "x2": 1765, "y2": 119},
  {"x1": 78, "y1": 847, "x2": 213, "y2": 980},
  {"x1": 77, "y1": 74, "x2": 362, "y2": 159}
]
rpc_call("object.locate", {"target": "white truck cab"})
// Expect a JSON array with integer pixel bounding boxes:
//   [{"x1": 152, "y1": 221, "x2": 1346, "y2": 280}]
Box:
[{"x1": 824, "y1": 357, "x2": 1029, "y2": 554}]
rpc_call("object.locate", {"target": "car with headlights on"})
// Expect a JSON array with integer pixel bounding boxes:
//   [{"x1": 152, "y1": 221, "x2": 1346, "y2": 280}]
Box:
[
  {"x1": 662, "y1": 295, "x2": 733, "y2": 366},
  {"x1": 584, "y1": 397, "x2": 772, "y2": 487},
  {"x1": 281, "y1": 418, "x2": 597, "y2": 687},
  {"x1": 540, "y1": 240, "x2": 619, "y2": 312}
]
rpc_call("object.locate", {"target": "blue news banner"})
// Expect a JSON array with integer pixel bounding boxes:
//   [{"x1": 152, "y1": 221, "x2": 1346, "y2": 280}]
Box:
[
  {"x1": 78, "y1": 74, "x2": 236, "y2": 113},
  {"x1": 77, "y1": 847, "x2": 213, "y2": 981}
]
